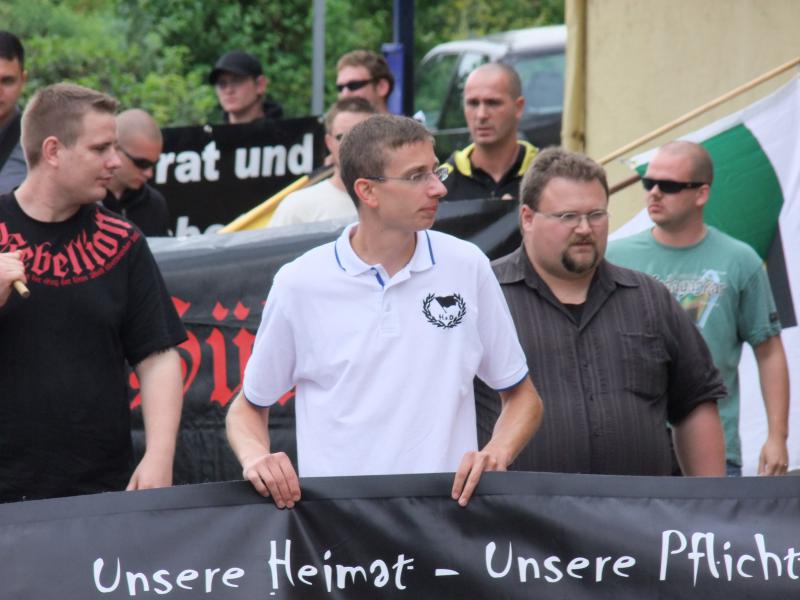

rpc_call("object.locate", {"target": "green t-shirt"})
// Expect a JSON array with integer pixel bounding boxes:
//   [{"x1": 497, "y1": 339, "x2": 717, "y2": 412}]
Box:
[{"x1": 607, "y1": 226, "x2": 782, "y2": 465}]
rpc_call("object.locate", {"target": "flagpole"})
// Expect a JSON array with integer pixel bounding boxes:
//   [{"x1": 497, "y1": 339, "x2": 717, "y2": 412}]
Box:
[{"x1": 599, "y1": 56, "x2": 800, "y2": 166}]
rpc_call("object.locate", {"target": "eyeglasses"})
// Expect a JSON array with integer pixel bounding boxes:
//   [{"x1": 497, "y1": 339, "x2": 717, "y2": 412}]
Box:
[
  {"x1": 641, "y1": 177, "x2": 707, "y2": 194},
  {"x1": 364, "y1": 166, "x2": 450, "y2": 186},
  {"x1": 336, "y1": 78, "x2": 374, "y2": 93},
  {"x1": 535, "y1": 209, "x2": 610, "y2": 228},
  {"x1": 119, "y1": 147, "x2": 157, "y2": 171}
]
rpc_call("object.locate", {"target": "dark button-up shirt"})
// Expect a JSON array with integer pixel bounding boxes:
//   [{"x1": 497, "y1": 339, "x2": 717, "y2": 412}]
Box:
[{"x1": 475, "y1": 246, "x2": 726, "y2": 475}]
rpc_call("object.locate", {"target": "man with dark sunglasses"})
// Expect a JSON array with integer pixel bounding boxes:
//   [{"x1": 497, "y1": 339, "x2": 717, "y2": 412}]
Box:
[
  {"x1": 475, "y1": 147, "x2": 726, "y2": 477},
  {"x1": 607, "y1": 141, "x2": 789, "y2": 477},
  {"x1": 102, "y1": 109, "x2": 170, "y2": 236},
  {"x1": 335, "y1": 50, "x2": 394, "y2": 113}
]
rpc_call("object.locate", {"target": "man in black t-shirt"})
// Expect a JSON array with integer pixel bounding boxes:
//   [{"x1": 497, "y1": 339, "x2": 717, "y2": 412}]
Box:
[
  {"x1": 0, "y1": 83, "x2": 187, "y2": 502},
  {"x1": 102, "y1": 108, "x2": 170, "y2": 236}
]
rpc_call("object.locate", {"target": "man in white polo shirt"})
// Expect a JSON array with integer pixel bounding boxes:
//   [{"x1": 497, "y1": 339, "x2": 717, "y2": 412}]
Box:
[{"x1": 226, "y1": 114, "x2": 542, "y2": 509}]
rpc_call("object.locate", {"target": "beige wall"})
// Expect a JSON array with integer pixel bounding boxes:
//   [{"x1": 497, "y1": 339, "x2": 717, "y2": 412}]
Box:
[{"x1": 576, "y1": 0, "x2": 799, "y2": 230}]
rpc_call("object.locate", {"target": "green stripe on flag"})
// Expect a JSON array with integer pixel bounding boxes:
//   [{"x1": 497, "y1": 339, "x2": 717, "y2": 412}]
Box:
[
  {"x1": 703, "y1": 125, "x2": 783, "y2": 259},
  {"x1": 635, "y1": 124, "x2": 783, "y2": 260}
]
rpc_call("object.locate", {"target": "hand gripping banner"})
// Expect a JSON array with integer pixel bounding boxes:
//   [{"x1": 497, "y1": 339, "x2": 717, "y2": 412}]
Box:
[{"x1": 2, "y1": 472, "x2": 799, "y2": 598}]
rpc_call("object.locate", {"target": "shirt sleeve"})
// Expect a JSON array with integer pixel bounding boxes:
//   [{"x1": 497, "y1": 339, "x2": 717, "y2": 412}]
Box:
[
  {"x1": 242, "y1": 270, "x2": 297, "y2": 406},
  {"x1": 737, "y1": 262, "x2": 782, "y2": 347},
  {"x1": 474, "y1": 257, "x2": 529, "y2": 391},
  {"x1": 121, "y1": 234, "x2": 187, "y2": 366}
]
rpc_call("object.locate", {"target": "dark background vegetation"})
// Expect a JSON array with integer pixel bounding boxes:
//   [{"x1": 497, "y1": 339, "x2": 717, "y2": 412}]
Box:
[{"x1": 2, "y1": 0, "x2": 563, "y2": 126}]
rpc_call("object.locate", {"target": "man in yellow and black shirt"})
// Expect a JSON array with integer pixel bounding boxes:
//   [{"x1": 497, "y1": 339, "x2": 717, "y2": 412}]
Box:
[{"x1": 442, "y1": 63, "x2": 537, "y2": 202}]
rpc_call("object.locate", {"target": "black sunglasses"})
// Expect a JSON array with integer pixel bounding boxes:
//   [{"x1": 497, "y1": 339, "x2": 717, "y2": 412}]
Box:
[
  {"x1": 641, "y1": 177, "x2": 707, "y2": 194},
  {"x1": 335, "y1": 78, "x2": 374, "y2": 93},
  {"x1": 120, "y1": 147, "x2": 157, "y2": 171}
]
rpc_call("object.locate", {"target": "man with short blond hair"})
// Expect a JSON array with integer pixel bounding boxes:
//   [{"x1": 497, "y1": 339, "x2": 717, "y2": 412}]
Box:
[
  {"x1": 0, "y1": 83, "x2": 186, "y2": 502},
  {"x1": 443, "y1": 63, "x2": 537, "y2": 201},
  {"x1": 476, "y1": 147, "x2": 727, "y2": 476}
]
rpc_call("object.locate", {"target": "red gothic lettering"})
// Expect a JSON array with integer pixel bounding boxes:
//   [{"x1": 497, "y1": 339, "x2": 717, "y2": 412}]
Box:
[
  {"x1": 94, "y1": 210, "x2": 132, "y2": 237},
  {"x1": 83, "y1": 238, "x2": 106, "y2": 267},
  {"x1": 206, "y1": 329, "x2": 238, "y2": 406},
  {"x1": 93, "y1": 231, "x2": 119, "y2": 258},
  {"x1": 52, "y1": 253, "x2": 69, "y2": 278},
  {"x1": 233, "y1": 328, "x2": 255, "y2": 383},
  {"x1": 30, "y1": 243, "x2": 52, "y2": 276}
]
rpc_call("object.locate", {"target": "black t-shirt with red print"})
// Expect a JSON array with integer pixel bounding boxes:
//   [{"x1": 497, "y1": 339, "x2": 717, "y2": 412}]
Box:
[{"x1": 0, "y1": 193, "x2": 186, "y2": 502}]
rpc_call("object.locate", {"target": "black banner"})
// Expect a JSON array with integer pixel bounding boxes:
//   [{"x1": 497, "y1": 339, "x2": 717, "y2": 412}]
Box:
[
  {"x1": 2, "y1": 472, "x2": 799, "y2": 598},
  {"x1": 153, "y1": 118, "x2": 325, "y2": 234},
  {"x1": 139, "y1": 199, "x2": 521, "y2": 484}
]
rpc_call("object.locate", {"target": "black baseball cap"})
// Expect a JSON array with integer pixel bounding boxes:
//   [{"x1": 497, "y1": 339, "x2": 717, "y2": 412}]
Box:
[{"x1": 208, "y1": 50, "x2": 263, "y2": 84}]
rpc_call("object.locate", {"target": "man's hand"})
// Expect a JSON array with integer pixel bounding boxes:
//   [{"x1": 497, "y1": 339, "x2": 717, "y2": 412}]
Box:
[
  {"x1": 241, "y1": 452, "x2": 301, "y2": 509},
  {"x1": 126, "y1": 451, "x2": 174, "y2": 490},
  {"x1": 0, "y1": 252, "x2": 26, "y2": 307},
  {"x1": 451, "y1": 447, "x2": 510, "y2": 507},
  {"x1": 759, "y1": 435, "x2": 789, "y2": 475}
]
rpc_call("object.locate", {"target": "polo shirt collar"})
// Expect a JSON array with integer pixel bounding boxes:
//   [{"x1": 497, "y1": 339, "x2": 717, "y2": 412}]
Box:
[{"x1": 334, "y1": 223, "x2": 437, "y2": 277}]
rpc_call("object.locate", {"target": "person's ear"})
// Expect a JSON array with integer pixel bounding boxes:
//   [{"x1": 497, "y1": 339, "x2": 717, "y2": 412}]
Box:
[
  {"x1": 41, "y1": 136, "x2": 61, "y2": 167},
  {"x1": 695, "y1": 184, "x2": 711, "y2": 209},
  {"x1": 354, "y1": 178, "x2": 378, "y2": 209},
  {"x1": 256, "y1": 75, "x2": 268, "y2": 96},
  {"x1": 375, "y1": 78, "x2": 390, "y2": 100},
  {"x1": 520, "y1": 204, "x2": 535, "y2": 232},
  {"x1": 514, "y1": 95, "x2": 525, "y2": 120}
]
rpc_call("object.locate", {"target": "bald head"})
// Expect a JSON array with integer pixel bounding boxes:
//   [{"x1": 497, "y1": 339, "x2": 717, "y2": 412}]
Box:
[
  {"x1": 110, "y1": 108, "x2": 163, "y2": 194},
  {"x1": 466, "y1": 63, "x2": 522, "y2": 100},
  {"x1": 116, "y1": 108, "x2": 162, "y2": 147},
  {"x1": 657, "y1": 141, "x2": 714, "y2": 185}
]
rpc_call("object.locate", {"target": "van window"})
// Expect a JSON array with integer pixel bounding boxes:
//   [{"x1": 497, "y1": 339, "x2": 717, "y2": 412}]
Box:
[
  {"x1": 505, "y1": 51, "x2": 565, "y2": 115},
  {"x1": 415, "y1": 53, "x2": 460, "y2": 127},
  {"x1": 439, "y1": 52, "x2": 490, "y2": 130}
]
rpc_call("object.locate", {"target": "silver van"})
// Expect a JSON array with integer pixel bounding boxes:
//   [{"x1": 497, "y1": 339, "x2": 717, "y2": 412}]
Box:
[{"x1": 414, "y1": 25, "x2": 566, "y2": 160}]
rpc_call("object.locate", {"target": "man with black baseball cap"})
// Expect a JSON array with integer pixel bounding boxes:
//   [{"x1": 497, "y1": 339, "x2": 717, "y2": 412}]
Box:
[{"x1": 209, "y1": 50, "x2": 283, "y2": 124}]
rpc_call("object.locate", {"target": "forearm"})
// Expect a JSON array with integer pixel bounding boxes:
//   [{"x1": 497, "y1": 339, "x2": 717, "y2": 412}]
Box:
[
  {"x1": 754, "y1": 336, "x2": 789, "y2": 441},
  {"x1": 137, "y1": 349, "x2": 183, "y2": 457},
  {"x1": 225, "y1": 392, "x2": 272, "y2": 465},
  {"x1": 672, "y1": 402, "x2": 725, "y2": 476},
  {"x1": 486, "y1": 377, "x2": 543, "y2": 466}
]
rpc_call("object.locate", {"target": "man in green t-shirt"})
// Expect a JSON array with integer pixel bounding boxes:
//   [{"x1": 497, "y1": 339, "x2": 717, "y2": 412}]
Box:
[{"x1": 607, "y1": 141, "x2": 789, "y2": 476}]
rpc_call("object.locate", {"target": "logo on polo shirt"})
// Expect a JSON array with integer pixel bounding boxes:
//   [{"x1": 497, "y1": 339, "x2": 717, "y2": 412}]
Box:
[{"x1": 422, "y1": 293, "x2": 466, "y2": 329}]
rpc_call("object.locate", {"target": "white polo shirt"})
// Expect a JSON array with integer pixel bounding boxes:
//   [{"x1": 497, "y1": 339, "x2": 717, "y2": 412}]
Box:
[{"x1": 243, "y1": 224, "x2": 529, "y2": 477}]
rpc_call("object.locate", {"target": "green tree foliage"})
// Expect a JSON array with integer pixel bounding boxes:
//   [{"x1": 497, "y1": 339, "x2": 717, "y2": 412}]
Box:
[{"x1": 1, "y1": 0, "x2": 562, "y2": 126}]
